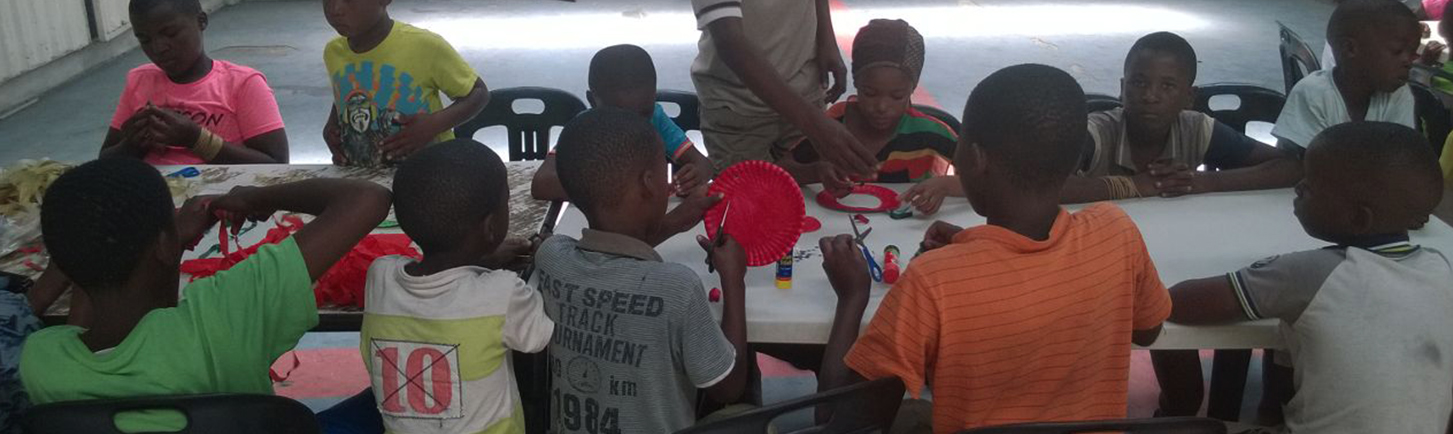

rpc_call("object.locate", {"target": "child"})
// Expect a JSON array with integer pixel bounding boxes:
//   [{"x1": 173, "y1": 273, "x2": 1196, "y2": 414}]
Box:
[
  {"x1": 100, "y1": 0, "x2": 289, "y2": 165},
  {"x1": 532, "y1": 108, "x2": 749, "y2": 433},
  {"x1": 776, "y1": 20, "x2": 963, "y2": 215},
  {"x1": 1061, "y1": 32, "x2": 1301, "y2": 203},
  {"x1": 532, "y1": 44, "x2": 713, "y2": 200},
  {"x1": 1274, "y1": 0, "x2": 1420, "y2": 156},
  {"x1": 359, "y1": 139, "x2": 553, "y2": 434},
  {"x1": 322, "y1": 0, "x2": 489, "y2": 166},
  {"x1": 815, "y1": 64, "x2": 1172, "y2": 433},
  {"x1": 20, "y1": 159, "x2": 390, "y2": 431},
  {"x1": 1, "y1": 268, "x2": 72, "y2": 434},
  {"x1": 1165, "y1": 121, "x2": 1451, "y2": 433}
]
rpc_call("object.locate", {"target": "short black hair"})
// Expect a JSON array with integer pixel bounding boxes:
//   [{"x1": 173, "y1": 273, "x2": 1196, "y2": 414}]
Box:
[
  {"x1": 41, "y1": 158, "x2": 175, "y2": 291},
  {"x1": 961, "y1": 64, "x2": 1087, "y2": 191},
  {"x1": 1307, "y1": 121, "x2": 1442, "y2": 225},
  {"x1": 1327, "y1": 0, "x2": 1418, "y2": 45},
  {"x1": 588, "y1": 44, "x2": 657, "y2": 94},
  {"x1": 393, "y1": 139, "x2": 508, "y2": 254},
  {"x1": 1126, "y1": 31, "x2": 1198, "y2": 83},
  {"x1": 555, "y1": 108, "x2": 664, "y2": 214},
  {"x1": 129, "y1": 0, "x2": 202, "y2": 16}
]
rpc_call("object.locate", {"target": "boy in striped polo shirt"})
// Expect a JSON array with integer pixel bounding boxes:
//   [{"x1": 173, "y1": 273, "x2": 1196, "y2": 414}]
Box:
[
  {"x1": 816, "y1": 64, "x2": 1172, "y2": 433},
  {"x1": 359, "y1": 139, "x2": 554, "y2": 434}
]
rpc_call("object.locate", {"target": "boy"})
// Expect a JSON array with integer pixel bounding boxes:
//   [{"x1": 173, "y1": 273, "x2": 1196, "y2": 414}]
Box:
[
  {"x1": 321, "y1": 0, "x2": 489, "y2": 166},
  {"x1": 1166, "y1": 121, "x2": 1452, "y2": 433},
  {"x1": 816, "y1": 64, "x2": 1172, "y2": 433},
  {"x1": 1061, "y1": 32, "x2": 1301, "y2": 203},
  {"x1": 532, "y1": 44, "x2": 713, "y2": 200},
  {"x1": 20, "y1": 159, "x2": 391, "y2": 431},
  {"x1": 1274, "y1": 0, "x2": 1420, "y2": 157},
  {"x1": 532, "y1": 109, "x2": 749, "y2": 433},
  {"x1": 101, "y1": 0, "x2": 289, "y2": 164},
  {"x1": 359, "y1": 139, "x2": 554, "y2": 434},
  {"x1": 777, "y1": 20, "x2": 964, "y2": 215}
]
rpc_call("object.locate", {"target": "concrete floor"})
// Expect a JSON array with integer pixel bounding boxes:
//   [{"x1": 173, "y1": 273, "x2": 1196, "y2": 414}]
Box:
[{"x1": 0, "y1": 0, "x2": 1334, "y2": 165}]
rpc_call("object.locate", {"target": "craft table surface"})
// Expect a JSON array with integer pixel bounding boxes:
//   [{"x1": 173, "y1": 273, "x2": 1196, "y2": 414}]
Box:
[
  {"x1": 551, "y1": 185, "x2": 1453, "y2": 350},
  {"x1": 34, "y1": 162, "x2": 548, "y2": 326}
]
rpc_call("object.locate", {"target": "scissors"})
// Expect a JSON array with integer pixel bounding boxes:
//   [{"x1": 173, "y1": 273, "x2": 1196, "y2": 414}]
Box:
[
  {"x1": 850, "y1": 216, "x2": 885, "y2": 282},
  {"x1": 706, "y1": 201, "x2": 731, "y2": 273}
]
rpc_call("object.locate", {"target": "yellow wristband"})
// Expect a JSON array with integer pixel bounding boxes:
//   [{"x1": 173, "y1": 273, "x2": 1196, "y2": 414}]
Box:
[{"x1": 194, "y1": 129, "x2": 224, "y2": 161}]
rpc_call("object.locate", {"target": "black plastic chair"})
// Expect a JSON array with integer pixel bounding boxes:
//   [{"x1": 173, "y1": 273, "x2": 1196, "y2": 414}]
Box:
[
  {"x1": 675, "y1": 377, "x2": 906, "y2": 434},
  {"x1": 658, "y1": 89, "x2": 702, "y2": 132},
  {"x1": 20, "y1": 394, "x2": 320, "y2": 434},
  {"x1": 1278, "y1": 21, "x2": 1322, "y2": 93},
  {"x1": 914, "y1": 104, "x2": 963, "y2": 134},
  {"x1": 1193, "y1": 83, "x2": 1286, "y2": 134},
  {"x1": 455, "y1": 87, "x2": 587, "y2": 162},
  {"x1": 1087, "y1": 93, "x2": 1123, "y2": 113},
  {"x1": 1411, "y1": 64, "x2": 1453, "y2": 157},
  {"x1": 958, "y1": 417, "x2": 1227, "y2": 434}
]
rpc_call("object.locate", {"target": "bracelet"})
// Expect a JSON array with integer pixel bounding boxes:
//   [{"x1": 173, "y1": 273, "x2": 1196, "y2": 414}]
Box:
[
  {"x1": 1103, "y1": 176, "x2": 1139, "y2": 200},
  {"x1": 194, "y1": 129, "x2": 224, "y2": 162}
]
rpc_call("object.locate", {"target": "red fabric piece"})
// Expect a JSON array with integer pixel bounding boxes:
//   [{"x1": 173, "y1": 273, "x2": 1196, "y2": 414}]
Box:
[
  {"x1": 270, "y1": 351, "x2": 300, "y2": 383},
  {"x1": 816, "y1": 185, "x2": 902, "y2": 213},
  {"x1": 704, "y1": 161, "x2": 805, "y2": 267},
  {"x1": 709, "y1": 287, "x2": 721, "y2": 303}
]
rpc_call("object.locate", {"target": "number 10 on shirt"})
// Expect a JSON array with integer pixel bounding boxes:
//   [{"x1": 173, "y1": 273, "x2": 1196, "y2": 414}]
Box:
[{"x1": 371, "y1": 339, "x2": 465, "y2": 419}]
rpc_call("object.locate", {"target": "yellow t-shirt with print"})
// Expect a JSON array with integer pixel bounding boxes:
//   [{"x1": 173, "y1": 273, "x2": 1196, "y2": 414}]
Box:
[{"x1": 324, "y1": 21, "x2": 478, "y2": 166}]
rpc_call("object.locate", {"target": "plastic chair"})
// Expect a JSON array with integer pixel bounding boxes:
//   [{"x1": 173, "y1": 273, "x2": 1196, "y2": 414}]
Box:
[
  {"x1": 1192, "y1": 83, "x2": 1287, "y2": 134},
  {"x1": 1087, "y1": 93, "x2": 1123, "y2": 113},
  {"x1": 675, "y1": 377, "x2": 906, "y2": 434},
  {"x1": 657, "y1": 89, "x2": 702, "y2": 132},
  {"x1": 1278, "y1": 21, "x2": 1322, "y2": 93},
  {"x1": 957, "y1": 417, "x2": 1227, "y2": 434},
  {"x1": 20, "y1": 394, "x2": 320, "y2": 434},
  {"x1": 914, "y1": 104, "x2": 963, "y2": 134},
  {"x1": 455, "y1": 87, "x2": 587, "y2": 162}
]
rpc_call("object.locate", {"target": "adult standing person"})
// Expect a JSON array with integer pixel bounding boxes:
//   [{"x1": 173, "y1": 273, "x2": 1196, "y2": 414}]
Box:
[{"x1": 692, "y1": 0, "x2": 879, "y2": 187}]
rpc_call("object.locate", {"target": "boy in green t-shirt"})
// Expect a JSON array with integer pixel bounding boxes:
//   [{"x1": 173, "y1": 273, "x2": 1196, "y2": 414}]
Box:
[
  {"x1": 19, "y1": 158, "x2": 391, "y2": 432},
  {"x1": 321, "y1": 0, "x2": 489, "y2": 166}
]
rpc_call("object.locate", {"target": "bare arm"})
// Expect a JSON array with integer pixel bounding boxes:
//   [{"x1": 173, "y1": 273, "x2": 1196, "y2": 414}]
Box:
[
  {"x1": 431, "y1": 78, "x2": 490, "y2": 135},
  {"x1": 1060, "y1": 176, "x2": 1117, "y2": 204},
  {"x1": 1197, "y1": 145, "x2": 1302, "y2": 193},
  {"x1": 701, "y1": 235, "x2": 749, "y2": 403},
  {"x1": 1167, "y1": 276, "x2": 1247, "y2": 325},
  {"x1": 531, "y1": 154, "x2": 568, "y2": 201},
  {"x1": 216, "y1": 179, "x2": 392, "y2": 280},
  {"x1": 207, "y1": 128, "x2": 289, "y2": 164}
]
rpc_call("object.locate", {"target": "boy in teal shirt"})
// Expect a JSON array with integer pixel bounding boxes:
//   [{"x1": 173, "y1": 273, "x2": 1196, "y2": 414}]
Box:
[{"x1": 19, "y1": 159, "x2": 391, "y2": 431}]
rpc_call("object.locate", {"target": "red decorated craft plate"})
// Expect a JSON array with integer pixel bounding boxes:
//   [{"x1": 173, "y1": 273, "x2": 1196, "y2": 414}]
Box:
[
  {"x1": 704, "y1": 161, "x2": 805, "y2": 267},
  {"x1": 816, "y1": 184, "x2": 902, "y2": 213}
]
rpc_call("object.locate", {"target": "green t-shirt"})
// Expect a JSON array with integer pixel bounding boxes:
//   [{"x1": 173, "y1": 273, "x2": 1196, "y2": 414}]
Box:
[{"x1": 19, "y1": 238, "x2": 316, "y2": 431}]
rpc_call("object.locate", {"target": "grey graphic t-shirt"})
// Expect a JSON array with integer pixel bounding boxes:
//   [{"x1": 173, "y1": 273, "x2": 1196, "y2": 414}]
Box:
[{"x1": 535, "y1": 230, "x2": 736, "y2": 434}]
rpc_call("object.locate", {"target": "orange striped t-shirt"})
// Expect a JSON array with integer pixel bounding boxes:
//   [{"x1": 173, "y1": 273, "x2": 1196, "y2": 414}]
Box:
[{"x1": 844, "y1": 204, "x2": 1171, "y2": 433}]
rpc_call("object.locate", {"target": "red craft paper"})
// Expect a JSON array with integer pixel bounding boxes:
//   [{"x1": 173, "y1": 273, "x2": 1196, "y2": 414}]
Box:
[
  {"x1": 704, "y1": 161, "x2": 805, "y2": 267},
  {"x1": 816, "y1": 185, "x2": 902, "y2": 213},
  {"x1": 801, "y1": 216, "x2": 822, "y2": 233}
]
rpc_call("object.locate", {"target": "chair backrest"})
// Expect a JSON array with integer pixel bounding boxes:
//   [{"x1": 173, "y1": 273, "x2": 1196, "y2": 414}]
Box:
[
  {"x1": 455, "y1": 86, "x2": 587, "y2": 162},
  {"x1": 1410, "y1": 80, "x2": 1453, "y2": 154},
  {"x1": 657, "y1": 89, "x2": 702, "y2": 132},
  {"x1": 20, "y1": 394, "x2": 320, "y2": 434},
  {"x1": 957, "y1": 417, "x2": 1227, "y2": 434},
  {"x1": 675, "y1": 377, "x2": 906, "y2": 434},
  {"x1": 913, "y1": 104, "x2": 963, "y2": 134},
  {"x1": 1086, "y1": 93, "x2": 1123, "y2": 113},
  {"x1": 1278, "y1": 21, "x2": 1322, "y2": 93},
  {"x1": 1192, "y1": 83, "x2": 1287, "y2": 134}
]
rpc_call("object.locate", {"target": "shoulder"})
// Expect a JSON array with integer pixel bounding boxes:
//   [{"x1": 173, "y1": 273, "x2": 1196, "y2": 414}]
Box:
[
  {"x1": 1177, "y1": 109, "x2": 1214, "y2": 127},
  {"x1": 646, "y1": 262, "x2": 704, "y2": 289},
  {"x1": 1086, "y1": 108, "x2": 1125, "y2": 138},
  {"x1": 124, "y1": 63, "x2": 165, "y2": 83},
  {"x1": 214, "y1": 60, "x2": 270, "y2": 87},
  {"x1": 323, "y1": 36, "x2": 350, "y2": 56},
  {"x1": 394, "y1": 22, "x2": 456, "y2": 50},
  {"x1": 1288, "y1": 69, "x2": 1336, "y2": 100},
  {"x1": 539, "y1": 234, "x2": 580, "y2": 256},
  {"x1": 367, "y1": 254, "x2": 410, "y2": 275},
  {"x1": 901, "y1": 106, "x2": 958, "y2": 140}
]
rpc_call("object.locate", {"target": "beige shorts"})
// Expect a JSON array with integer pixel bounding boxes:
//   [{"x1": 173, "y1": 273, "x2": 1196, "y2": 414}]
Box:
[{"x1": 700, "y1": 106, "x2": 808, "y2": 174}]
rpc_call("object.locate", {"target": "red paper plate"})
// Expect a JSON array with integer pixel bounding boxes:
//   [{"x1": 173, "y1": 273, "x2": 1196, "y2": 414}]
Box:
[
  {"x1": 816, "y1": 185, "x2": 902, "y2": 213},
  {"x1": 705, "y1": 161, "x2": 805, "y2": 267}
]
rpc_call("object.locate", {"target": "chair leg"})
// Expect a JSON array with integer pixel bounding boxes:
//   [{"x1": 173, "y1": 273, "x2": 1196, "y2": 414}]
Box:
[{"x1": 1206, "y1": 349, "x2": 1252, "y2": 422}]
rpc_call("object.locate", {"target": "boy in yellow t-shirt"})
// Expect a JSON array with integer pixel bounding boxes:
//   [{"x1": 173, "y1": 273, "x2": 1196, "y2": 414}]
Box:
[{"x1": 321, "y1": 0, "x2": 489, "y2": 166}]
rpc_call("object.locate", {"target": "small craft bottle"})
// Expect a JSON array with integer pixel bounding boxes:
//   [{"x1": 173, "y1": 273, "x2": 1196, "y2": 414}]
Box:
[
  {"x1": 882, "y1": 245, "x2": 901, "y2": 284},
  {"x1": 775, "y1": 251, "x2": 793, "y2": 289}
]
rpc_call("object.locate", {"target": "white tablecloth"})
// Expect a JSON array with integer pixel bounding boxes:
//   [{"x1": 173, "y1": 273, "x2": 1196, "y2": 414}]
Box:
[{"x1": 551, "y1": 185, "x2": 1453, "y2": 350}]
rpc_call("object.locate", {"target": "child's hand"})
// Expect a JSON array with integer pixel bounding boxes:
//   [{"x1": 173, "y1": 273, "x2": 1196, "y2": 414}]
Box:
[
  {"x1": 208, "y1": 186, "x2": 277, "y2": 233},
  {"x1": 1422, "y1": 41, "x2": 1446, "y2": 66},
  {"x1": 143, "y1": 105, "x2": 203, "y2": 148},
  {"x1": 815, "y1": 163, "x2": 854, "y2": 198},
  {"x1": 1146, "y1": 161, "x2": 1202, "y2": 198},
  {"x1": 119, "y1": 111, "x2": 158, "y2": 153},
  {"x1": 921, "y1": 220, "x2": 963, "y2": 252},
  {"x1": 673, "y1": 162, "x2": 708, "y2": 197},
  {"x1": 176, "y1": 195, "x2": 220, "y2": 250},
  {"x1": 820, "y1": 234, "x2": 870, "y2": 304},
  {"x1": 899, "y1": 176, "x2": 959, "y2": 215},
  {"x1": 324, "y1": 121, "x2": 347, "y2": 165},
  {"x1": 698, "y1": 232, "x2": 747, "y2": 280},
  {"x1": 482, "y1": 237, "x2": 534, "y2": 270},
  {"x1": 378, "y1": 113, "x2": 439, "y2": 161}
]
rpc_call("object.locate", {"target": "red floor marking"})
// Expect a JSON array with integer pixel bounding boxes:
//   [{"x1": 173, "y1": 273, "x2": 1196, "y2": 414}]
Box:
[
  {"x1": 829, "y1": 0, "x2": 944, "y2": 109},
  {"x1": 758, "y1": 353, "x2": 814, "y2": 378},
  {"x1": 273, "y1": 348, "x2": 371, "y2": 400}
]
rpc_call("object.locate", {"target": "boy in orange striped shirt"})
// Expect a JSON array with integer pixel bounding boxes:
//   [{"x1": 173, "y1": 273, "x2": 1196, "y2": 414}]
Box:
[{"x1": 816, "y1": 64, "x2": 1173, "y2": 433}]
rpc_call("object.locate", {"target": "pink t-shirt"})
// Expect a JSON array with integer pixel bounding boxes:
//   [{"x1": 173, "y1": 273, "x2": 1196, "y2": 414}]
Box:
[{"x1": 109, "y1": 60, "x2": 286, "y2": 165}]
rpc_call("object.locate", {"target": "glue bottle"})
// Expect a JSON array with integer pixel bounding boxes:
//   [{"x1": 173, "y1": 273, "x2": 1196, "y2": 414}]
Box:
[
  {"x1": 776, "y1": 250, "x2": 793, "y2": 289},
  {"x1": 882, "y1": 245, "x2": 901, "y2": 284}
]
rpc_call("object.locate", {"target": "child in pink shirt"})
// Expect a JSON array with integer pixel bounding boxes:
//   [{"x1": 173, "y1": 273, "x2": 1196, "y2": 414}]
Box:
[{"x1": 102, "y1": 0, "x2": 288, "y2": 165}]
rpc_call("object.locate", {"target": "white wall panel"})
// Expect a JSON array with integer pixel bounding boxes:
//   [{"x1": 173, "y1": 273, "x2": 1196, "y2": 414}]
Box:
[{"x1": 0, "y1": 0, "x2": 93, "y2": 83}]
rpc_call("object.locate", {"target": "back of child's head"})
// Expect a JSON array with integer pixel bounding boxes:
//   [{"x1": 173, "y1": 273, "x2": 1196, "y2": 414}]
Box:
[
  {"x1": 1305, "y1": 121, "x2": 1442, "y2": 231},
  {"x1": 1327, "y1": 0, "x2": 1419, "y2": 58},
  {"x1": 393, "y1": 139, "x2": 507, "y2": 254},
  {"x1": 961, "y1": 64, "x2": 1087, "y2": 192},
  {"x1": 41, "y1": 158, "x2": 175, "y2": 291},
  {"x1": 555, "y1": 108, "x2": 665, "y2": 217},
  {"x1": 129, "y1": 0, "x2": 201, "y2": 16},
  {"x1": 588, "y1": 45, "x2": 658, "y2": 116},
  {"x1": 852, "y1": 19, "x2": 925, "y2": 85},
  {"x1": 1125, "y1": 31, "x2": 1197, "y2": 84}
]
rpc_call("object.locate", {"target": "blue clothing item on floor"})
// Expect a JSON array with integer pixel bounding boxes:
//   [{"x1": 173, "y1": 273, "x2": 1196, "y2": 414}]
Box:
[
  {"x1": 316, "y1": 388, "x2": 384, "y2": 434},
  {"x1": 1, "y1": 291, "x2": 40, "y2": 434}
]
